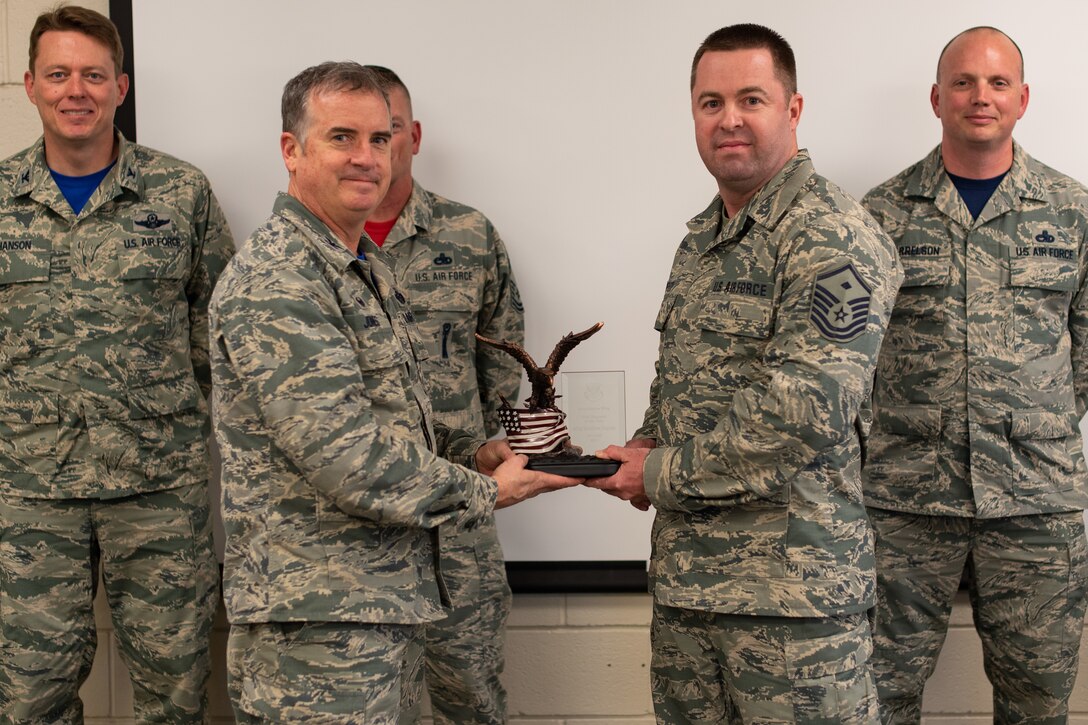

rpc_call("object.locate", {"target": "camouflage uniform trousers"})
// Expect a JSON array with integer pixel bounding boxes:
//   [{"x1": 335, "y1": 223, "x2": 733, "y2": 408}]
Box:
[
  {"x1": 0, "y1": 483, "x2": 218, "y2": 724},
  {"x1": 404, "y1": 516, "x2": 511, "y2": 724},
  {"x1": 868, "y1": 508, "x2": 1088, "y2": 724},
  {"x1": 651, "y1": 603, "x2": 879, "y2": 724},
  {"x1": 228, "y1": 620, "x2": 425, "y2": 724}
]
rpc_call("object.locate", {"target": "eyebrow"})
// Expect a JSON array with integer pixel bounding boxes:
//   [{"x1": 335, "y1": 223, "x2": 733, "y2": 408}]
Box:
[
  {"x1": 42, "y1": 63, "x2": 109, "y2": 72},
  {"x1": 949, "y1": 71, "x2": 1014, "y2": 81},
  {"x1": 696, "y1": 85, "x2": 770, "y2": 103}
]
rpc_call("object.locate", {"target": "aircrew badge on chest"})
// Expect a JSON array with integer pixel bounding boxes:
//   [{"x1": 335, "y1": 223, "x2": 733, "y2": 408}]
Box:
[{"x1": 810, "y1": 262, "x2": 871, "y2": 343}]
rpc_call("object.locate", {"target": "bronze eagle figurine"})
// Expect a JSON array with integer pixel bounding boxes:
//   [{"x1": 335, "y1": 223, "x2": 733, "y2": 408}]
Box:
[{"x1": 476, "y1": 322, "x2": 603, "y2": 410}]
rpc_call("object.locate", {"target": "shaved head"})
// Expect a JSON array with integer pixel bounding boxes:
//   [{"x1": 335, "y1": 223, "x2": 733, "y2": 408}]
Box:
[{"x1": 937, "y1": 26, "x2": 1024, "y2": 82}]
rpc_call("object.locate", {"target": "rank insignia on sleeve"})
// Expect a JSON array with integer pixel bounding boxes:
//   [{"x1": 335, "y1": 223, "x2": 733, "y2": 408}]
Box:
[{"x1": 810, "y1": 262, "x2": 871, "y2": 343}]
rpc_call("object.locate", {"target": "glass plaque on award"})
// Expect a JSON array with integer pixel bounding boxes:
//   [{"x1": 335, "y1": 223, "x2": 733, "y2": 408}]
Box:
[{"x1": 476, "y1": 322, "x2": 620, "y2": 477}]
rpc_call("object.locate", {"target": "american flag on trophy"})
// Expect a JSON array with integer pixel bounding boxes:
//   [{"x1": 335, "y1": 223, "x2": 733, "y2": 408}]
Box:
[{"x1": 498, "y1": 403, "x2": 571, "y2": 455}]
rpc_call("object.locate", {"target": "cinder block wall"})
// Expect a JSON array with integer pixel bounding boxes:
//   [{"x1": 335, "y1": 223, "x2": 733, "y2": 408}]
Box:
[
  {"x1": 3, "y1": 2, "x2": 1086, "y2": 722},
  {"x1": 76, "y1": 589, "x2": 1088, "y2": 723}
]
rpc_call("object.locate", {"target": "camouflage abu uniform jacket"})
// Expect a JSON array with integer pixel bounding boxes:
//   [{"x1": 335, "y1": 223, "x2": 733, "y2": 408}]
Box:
[
  {"x1": 379, "y1": 181, "x2": 523, "y2": 439},
  {"x1": 863, "y1": 143, "x2": 1088, "y2": 518},
  {"x1": 210, "y1": 193, "x2": 497, "y2": 625},
  {"x1": 0, "y1": 133, "x2": 233, "y2": 499},
  {"x1": 636, "y1": 151, "x2": 902, "y2": 618}
]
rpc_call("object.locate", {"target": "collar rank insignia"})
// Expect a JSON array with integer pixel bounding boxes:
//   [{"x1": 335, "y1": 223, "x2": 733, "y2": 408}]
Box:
[
  {"x1": 20, "y1": 169, "x2": 31, "y2": 185},
  {"x1": 433, "y1": 253, "x2": 452, "y2": 266},
  {"x1": 810, "y1": 262, "x2": 871, "y2": 343},
  {"x1": 134, "y1": 212, "x2": 170, "y2": 229}
]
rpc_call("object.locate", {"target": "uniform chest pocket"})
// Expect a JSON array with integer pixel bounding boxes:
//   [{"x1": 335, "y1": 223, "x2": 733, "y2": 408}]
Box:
[
  {"x1": 696, "y1": 296, "x2": 774, "y2": 340},
  {"x1": 348, "y1": 315, "x2": 409, "y2": 372},
  {"x1": 885, "y1": 256, "x2": 950, "y2": 353},
  {"x1": 412, "y1": 300, "x2": 474, "y2": 362},
  {"x1": 0, "y1": 245, "x2": 52, "y2": 352},
  {"x1": 118, "y1": 241, "x2": 189, "y2": 281},
  {"x1": 0, "y1": 243, "x2": 50, "y2": 286},
  {"x1": 1008, "y1": 254, "x2": 1077, "y2": 292},
  {"x1": 1006, "y1": 248, "x2": 1077, "y2": 355}
]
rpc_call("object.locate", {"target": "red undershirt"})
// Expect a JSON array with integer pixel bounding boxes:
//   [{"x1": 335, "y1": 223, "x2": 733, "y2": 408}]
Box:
[{"x1": 364, "y1": 218, "x2": 397, "y2": 246}]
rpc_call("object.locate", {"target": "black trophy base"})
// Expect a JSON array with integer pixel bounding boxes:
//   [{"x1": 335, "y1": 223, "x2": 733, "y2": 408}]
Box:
[{"x1": 525, "y1": 453, "x2": 620, "y2": 477}]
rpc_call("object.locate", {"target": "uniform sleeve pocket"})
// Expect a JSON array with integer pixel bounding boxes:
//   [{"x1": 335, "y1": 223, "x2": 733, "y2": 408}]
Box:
[
  {"x1": 875, "y1": 404, "x2": 941, "y2": 439},
  {"x1": 654, "y1": 294, "x2": 677, "y2": 332}
]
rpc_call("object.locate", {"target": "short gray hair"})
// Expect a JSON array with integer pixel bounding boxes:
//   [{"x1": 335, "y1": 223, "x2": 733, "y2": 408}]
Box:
[{"x1": 281, "y1": 61, "x2": 388, "y2": 142}]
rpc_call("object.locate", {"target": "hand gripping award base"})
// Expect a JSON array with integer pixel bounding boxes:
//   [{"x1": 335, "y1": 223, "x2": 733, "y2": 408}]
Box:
[{"x1": 476, "y1": 323, "x2": 619, "y2": 477}]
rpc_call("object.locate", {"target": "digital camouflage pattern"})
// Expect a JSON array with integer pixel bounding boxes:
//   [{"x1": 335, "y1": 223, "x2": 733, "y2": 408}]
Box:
[
  {"x1": 0, "y1": 133, "x2": 232, "y2": 723},
  {"x1": 869, "y1": 508, "x2": 1087, "y2": 724},
  {"x1": 228, "y1": 621, "x2": 423, "y2": 724},
  {"x1": 0, "y1": 134, "x2": 233, "y2": 499},
  {"x1": 862, "y1": 143, "x2": 1088, "y2": 724},
  {"x1": 377, "y1": 181, "x2": 518, "y2": 724},
  {"x1": 652, "y1": 606, "x2": 879, "y2": 724},
  {"x1": 0, "y1": 484, "x2": 218, "y2": 723},
  {"x1": 636, "y1": 151, "x2": 902, "y2": 619},
  {"x1": 862, "y1": 143, "x2": 1088, "y2": 519},
  {"x1": 212, "y1": 192, "x2": 497, "y2": 626},
  {"x1": 380, "y1": 181, "x2": 523, "y2": 439}
]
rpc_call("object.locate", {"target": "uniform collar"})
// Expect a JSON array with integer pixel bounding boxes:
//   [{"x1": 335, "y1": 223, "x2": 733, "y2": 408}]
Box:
[
  {"x1": 11, "y1": 131, "x2": 144, "y2": 214},
  {"x1": 272, "y1": 192, "x2": 360, "y2": 274},
  {"x1": 690, "y1": 149, "x2": 815, "y2": 255},
  {"x1": 383, "y1": 179, "x2": 434, "y2": 249},
  {"x1": 904, "y1": 141, "x2": 1049, "y2": 226}
]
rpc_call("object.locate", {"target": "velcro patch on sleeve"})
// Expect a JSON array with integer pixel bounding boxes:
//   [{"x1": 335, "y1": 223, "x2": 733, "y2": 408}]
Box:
[{"x1": 809, "y1": 262, "x2": 871, "y2": 343}]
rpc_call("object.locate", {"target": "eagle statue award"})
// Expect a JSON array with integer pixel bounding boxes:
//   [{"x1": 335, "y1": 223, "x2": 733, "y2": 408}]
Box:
[{"x1": 475, "y1": 322, "x2": 620, "y2": 477}]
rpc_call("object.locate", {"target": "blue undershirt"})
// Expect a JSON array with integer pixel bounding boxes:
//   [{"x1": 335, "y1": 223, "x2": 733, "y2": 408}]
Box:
[
  {"x1": 947, "y1": 169, "x2": 1007, "y2": 220},
  {"x1": 50, "y1": 160, "x2": 116, "y2": 214}
]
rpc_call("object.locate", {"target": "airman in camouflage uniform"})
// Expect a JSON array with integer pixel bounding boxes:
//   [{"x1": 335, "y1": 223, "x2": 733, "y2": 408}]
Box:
[
  {"x1": 361, "y1": 66, "x2": 523, "y2": 725},
  {"x1": 862, "y1": 27, "x2": 1088, "y2": 724},
  {"x1": 212, "y1": 61, "x2": 576, "y2": 724},
  {"x1": 590, "y1": 25, "x2": 900, "y2": 724},
  {"x1": 0, "y1": 7, "x2": 232, "y2": 723}
]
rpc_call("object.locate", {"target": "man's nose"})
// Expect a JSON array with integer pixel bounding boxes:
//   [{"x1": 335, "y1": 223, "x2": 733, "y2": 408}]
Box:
[
  {"x1": 719, "y1": 102, "x2": 743, "y2": 129},
  {"x1": 65, "y1": 76, "x2": 87, "y2": 97}
]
